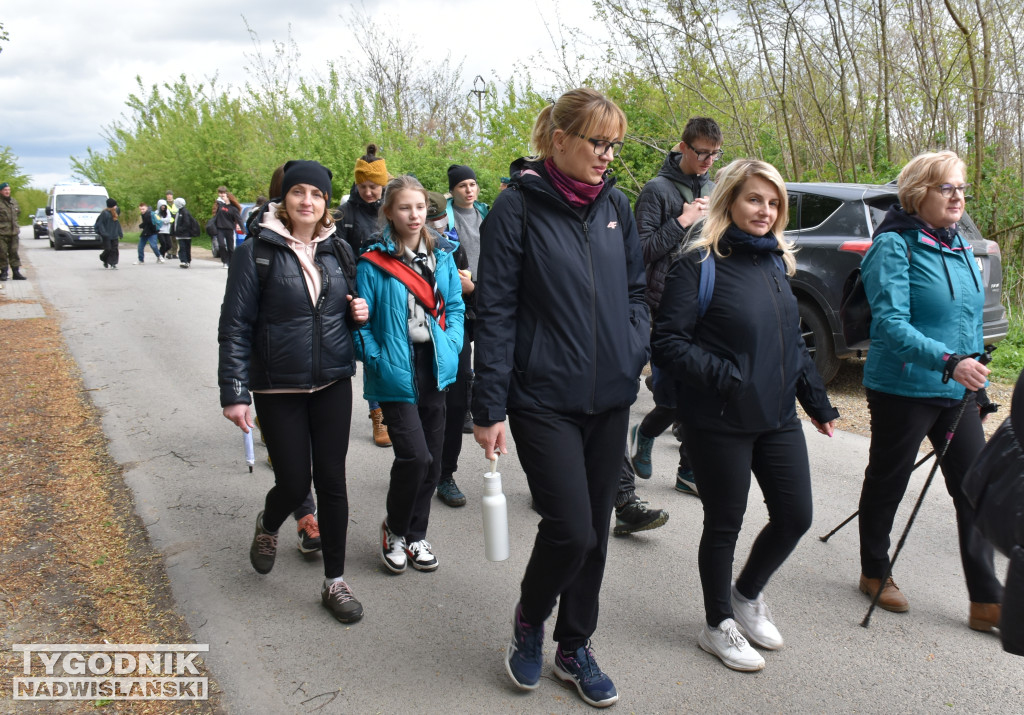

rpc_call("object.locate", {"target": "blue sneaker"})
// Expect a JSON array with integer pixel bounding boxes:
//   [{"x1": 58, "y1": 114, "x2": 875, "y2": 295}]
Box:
[
  {"x1": 505, "y1": 604, "x2": 544, "y2": 690},
  {"x1": 554, "y1": 642, "x2": 618, "y2": 707},
  {"x1": 629, "y1": 424, "x2": 653, "y2": 479}
]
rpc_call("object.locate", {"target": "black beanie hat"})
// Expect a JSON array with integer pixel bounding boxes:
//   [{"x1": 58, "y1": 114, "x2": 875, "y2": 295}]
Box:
[
  {"x1": 106, "y1": 198, "x2": 118, "y2": 208},
  {"x1": 281, "y1": 160, "x2": 333, "y2": 202},
  {"x1": 447, "y1": 164, "x2": 476, "y2": 192}
]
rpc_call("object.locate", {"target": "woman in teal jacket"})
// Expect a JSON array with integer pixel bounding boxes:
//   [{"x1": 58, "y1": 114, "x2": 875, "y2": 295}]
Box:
[
  {"x1": 857, "y1": 151, "x2": 1002, "y2": 632},
  {"x1": 354, "y1": 175, "x2": 464, "y2": 575}
]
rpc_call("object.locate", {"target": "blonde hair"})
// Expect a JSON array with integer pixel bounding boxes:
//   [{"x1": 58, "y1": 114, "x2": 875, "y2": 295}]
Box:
[
  {"x1": 688, "y1": 158, "x2": 796, "y2": 275},
  {"x1": 529, "y1": 88, "x2": 627, "y2": 161},
  {"x1": 896, "y1": 150, "x2": 966, "y2": 215},
  {"x1": 380, "y1": 175, "x2": 435, "y2": 254}
]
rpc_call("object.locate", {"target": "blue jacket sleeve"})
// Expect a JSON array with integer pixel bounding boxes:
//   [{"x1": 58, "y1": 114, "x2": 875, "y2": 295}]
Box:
[
  {"x1": 862, "y1": 232, "x2": 950, "y2": 372},
  {"x1": 352, "y1": 260, "x2": 383, "y2": 364}
]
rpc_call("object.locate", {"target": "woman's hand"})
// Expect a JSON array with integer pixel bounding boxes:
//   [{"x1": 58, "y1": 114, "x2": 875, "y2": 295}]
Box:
[
  {"x1": 223, "y1": 404, "x2": 254, "y2": 433},
  {"x1": 459, "y1": 270, "x2": 475, "y2": 295},
  {"x1": 349, "y1": 296, "x2": 368, "y2": 323},
  {"x1": 952, "y1": 356, "x2": 989, "y2": 391},
  {"x1": 811, "y1": 418, "x2": 835, "y2": 437},
  {"x1": 474, "y1": 422, "x2": 508, "y2": 461}
]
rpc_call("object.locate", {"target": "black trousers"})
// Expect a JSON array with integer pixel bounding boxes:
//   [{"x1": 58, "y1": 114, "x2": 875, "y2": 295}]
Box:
[
  {"x1": 441, "y1": 320, "x2": 473, "y2": 479},
  {"x1": 218, "y1": 229, "x2": 235, "y2": 265},
  {"x1": 684, "y1": 418, "x2": 813, "y2": 627},
  {"x1": 859, "y1": 390, "x2": 1003, "y2": 603},
  {"x1": 99, "y1": 237, "x2": 119, "y2": 267},
  {"x1": 509, "y1": 406, "x2": 628, "y2": 651},
  {"x1": 178, "y1": 238, "x2": 192, "y2": 264},
  {"x1": 380, "y1": 342, "x2": 447, "y2": 543},
  {"x1": 253, "y1": 378, "x2": 352, "y2": 578}
]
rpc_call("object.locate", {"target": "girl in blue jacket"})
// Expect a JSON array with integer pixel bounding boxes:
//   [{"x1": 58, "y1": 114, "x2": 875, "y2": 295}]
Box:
[{"x1": 354, "y1": 175, "x2": 464, "y2": 575}]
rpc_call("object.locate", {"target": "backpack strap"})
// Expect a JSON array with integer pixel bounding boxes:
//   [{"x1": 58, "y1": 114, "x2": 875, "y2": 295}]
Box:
[
  {"x1": 697, "y1": 247, "x2": 715, "y2": 319},
  {"x1": 254, "y1": 238, "x2": 274, "y2": 289}
]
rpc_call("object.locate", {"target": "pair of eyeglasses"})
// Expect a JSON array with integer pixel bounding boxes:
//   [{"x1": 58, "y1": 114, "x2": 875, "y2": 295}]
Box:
[
  {"x1": 934, "y1": 183, "x2": 970, "y2": 198},
  {"x1": 575, "y1": 134, "x2": 625, "y2": 157},
  {"x1": 685, "y1": 142, "x2": 724, "y2": 162}
]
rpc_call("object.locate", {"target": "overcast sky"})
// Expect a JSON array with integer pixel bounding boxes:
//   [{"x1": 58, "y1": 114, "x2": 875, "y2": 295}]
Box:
[{"x1": 1, "y1": 1, "x2": 603, "y2": 188}]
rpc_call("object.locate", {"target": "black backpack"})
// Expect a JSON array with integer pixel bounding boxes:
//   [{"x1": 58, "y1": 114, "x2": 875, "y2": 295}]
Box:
[{"x1": 839, "y1": 235, "x2": 910, "y2": 348}]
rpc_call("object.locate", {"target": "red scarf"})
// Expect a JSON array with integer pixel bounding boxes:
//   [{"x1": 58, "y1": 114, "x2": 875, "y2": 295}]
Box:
[{"x1": 544, "y1": 158, "x2": 605, "y2": 207}]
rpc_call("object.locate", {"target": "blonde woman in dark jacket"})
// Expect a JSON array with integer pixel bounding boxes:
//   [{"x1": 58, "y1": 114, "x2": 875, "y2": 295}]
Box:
[{"x1": 652, "y1": 159, "x2": 838, "y2": 672}]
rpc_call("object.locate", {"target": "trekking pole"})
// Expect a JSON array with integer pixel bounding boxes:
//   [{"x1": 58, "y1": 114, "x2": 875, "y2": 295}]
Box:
[
  {"x1": 819, "y1": 451, "x2": 935, "y2": 543},
  {"x1": 861, "y1": 346, "x2": 994, "y2": 627}
]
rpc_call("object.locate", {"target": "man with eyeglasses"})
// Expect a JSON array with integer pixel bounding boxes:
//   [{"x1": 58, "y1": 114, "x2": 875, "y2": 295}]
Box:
[{"x1": 614, "y1": 117, "x2": 724, "y2": 536}]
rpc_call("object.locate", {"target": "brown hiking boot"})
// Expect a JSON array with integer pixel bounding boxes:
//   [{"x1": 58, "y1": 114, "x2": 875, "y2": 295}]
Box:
[
  {"x1": 969, "y1": 602, "x2": 1001, "y2": 632},
  {"x1": 859, "y1": 575, "x2": 909, "y2": 612},
  {"x1": 370, "y1": 407, "x2": 391, "y2": 447}
]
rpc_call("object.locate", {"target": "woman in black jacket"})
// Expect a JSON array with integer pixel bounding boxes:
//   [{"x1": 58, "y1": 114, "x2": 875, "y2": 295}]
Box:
[
  {"x1": 473, "y1": 88, "x2": 649, "y2": 708},
  {"x1": 218, "y1": 160, "x2": 368, "y2": 624},
  {"x1": 652, "y1": 159, "x2": 838, "y2": 672},
  {"x1": 94, "y1": 198, "x2": 122, "y2": 269}
]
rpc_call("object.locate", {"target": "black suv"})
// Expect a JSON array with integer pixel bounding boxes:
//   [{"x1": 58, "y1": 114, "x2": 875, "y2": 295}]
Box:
[
  {"x1": 33, "y1": 208, "x2": 48, "y2": 239},
  {"x1": 787, "y1": 182, "x2": 1008, "y2": 383}
]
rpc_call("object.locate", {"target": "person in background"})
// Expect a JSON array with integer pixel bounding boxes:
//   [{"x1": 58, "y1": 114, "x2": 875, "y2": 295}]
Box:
[
  {"x1": 652, "y1": 158, "x2": 838, "y2": 672},
  {"x1": 435, "y1": 164, "x2": 489, "y2": 508},
  {"x1": 474, "y1": 88, "x2": 647, "y2": 708},
  {"x1": 355, "y1": 175, "x2": 464, "y2": 576},
  {"x1": 214, "y1": 186, "x2": 243, "y2": 269},
  {"x1": 427, "y1": 192, "x2": 474, "y2": 508},
  {"x1": 499, "y1": 176, "x2": 510, "y2": 192},
  {"x1": 165, "y1": 190, "x2": 179, "y2": 259},
  {"x1": 172, "y1": 197, "x2": 200, "y2": 269},
  {"x1": 95, "y1": 198, "x2": 122, "y2": 270},
  {"x1": 219, "y1": 160, "x2": 367, "y2": 624},
  {"x1": 337, "y1": 144, "x2": 392, "y2": 449},
  {"x1": 856, "y1": 150, "x2": 1003, "y2": 631},
  {"x1": 134, "y1": 202, "x2": 163, "y2": 265},
  {"x1": 0, "y1": 181, "x2": 25, "y2": 281},
  {"x1": 155, "y1": 199, "x2": 174, "y2": 259},
  {"x1": 629, "y1": 117, "x2": 722, "y2": 499}
]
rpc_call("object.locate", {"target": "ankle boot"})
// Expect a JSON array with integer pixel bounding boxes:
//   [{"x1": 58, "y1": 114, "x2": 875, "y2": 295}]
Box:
[
  {"x1": 11, "y1": 267, "x2": 26, "y2": 280},
  {"x1": 859, "y1": 574, "x2": 909, "y2": 612},
  {"x1": 0, "y1": 270, "x2": 7, "y2": 281},
  {"x1": 629, "y1": 424, "x2": 654, "y2": 479},
  {"x1": 969, "y1": 602, "x2": 1001, "y2": 632},
  {"x1": 370, "y1": 408, "x2": 391, "y2": 448}
]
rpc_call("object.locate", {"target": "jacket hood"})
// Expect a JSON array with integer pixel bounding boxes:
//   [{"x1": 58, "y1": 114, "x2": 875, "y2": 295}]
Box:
[
  {"x1": 657, "y1": 151, "x2": 709, "y2": 194},
  {"x1": 346, "y1": 184, "x2": 383, "y2": 213},
  {"x1": 508, "y1": 157, "x2": 618, "y2": 206},
  {"x1": 873, "y1": 204, "x2": 957, "y2": 245}
]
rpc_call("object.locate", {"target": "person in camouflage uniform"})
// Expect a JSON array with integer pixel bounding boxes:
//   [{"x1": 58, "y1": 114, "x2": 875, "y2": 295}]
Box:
[{"x1": 0, "y1": 182, "x2": 26, "y2": 281}]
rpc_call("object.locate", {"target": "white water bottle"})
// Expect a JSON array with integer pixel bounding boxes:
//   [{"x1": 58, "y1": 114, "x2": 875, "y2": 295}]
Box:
[
  {"x1": 243, "y1": 429, "x2": 255, "y2": 473},
  {"x1": 482, "y1": 457, "x2": 510, "y2": 562}
]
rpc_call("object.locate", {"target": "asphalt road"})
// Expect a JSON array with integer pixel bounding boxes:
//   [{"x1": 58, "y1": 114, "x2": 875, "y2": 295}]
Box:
[{"x1": 16, "y1": 230, "x2": 1024, "y2": 713}]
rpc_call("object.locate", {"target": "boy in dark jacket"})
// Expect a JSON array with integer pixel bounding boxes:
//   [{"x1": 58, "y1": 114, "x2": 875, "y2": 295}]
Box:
[
  {"x1": 134, "y1": 202, "x2": 164, "y2": 264},
  {"x1": 620, "y1": 118, "x2": 722, "y2": 531}
]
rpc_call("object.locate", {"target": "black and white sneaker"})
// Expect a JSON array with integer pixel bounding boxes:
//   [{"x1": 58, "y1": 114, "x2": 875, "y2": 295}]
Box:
[
  {"x1": 613, "y1": 497, "x2": 668, "y2": 536},
  {"x1": 405, "y1": 540, "x2": 438, "y2": 571},
  {"x1": 380, "y1": 520, "x2": 407, "y2": 573}
]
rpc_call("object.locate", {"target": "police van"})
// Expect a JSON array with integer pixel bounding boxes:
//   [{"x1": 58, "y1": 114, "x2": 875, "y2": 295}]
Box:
[{"x1": 46, "y1": 183, "x2": 109, "y2": 250}]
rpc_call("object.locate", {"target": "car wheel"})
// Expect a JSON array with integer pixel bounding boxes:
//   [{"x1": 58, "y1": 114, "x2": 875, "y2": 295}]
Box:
[{"x1": 798, "y1": 299, "x2": 841, "y2": 384}]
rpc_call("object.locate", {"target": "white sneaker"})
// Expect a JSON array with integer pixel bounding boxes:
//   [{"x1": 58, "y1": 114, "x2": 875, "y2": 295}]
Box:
[
  {"x1": 133, "y1": 261, "x2": 144, "y2": 265},
  {"x1": 157, "y1": 256, "x2": 165, "y2": 263},
  {"x1": 379, "y1": 520, "x2": 407, "y2": 573},
  {"x1": 698, "y1": 618, "x2": 765, "y2": 672},
  {"x1": 731, "y1": 584, "x2": 784, "y2": 649},
  {"x1": 405, "y1": 540, "x2": 438, "y2": 571}
]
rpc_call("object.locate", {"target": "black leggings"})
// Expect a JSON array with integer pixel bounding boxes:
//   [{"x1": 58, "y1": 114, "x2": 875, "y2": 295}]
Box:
[
  {"x1": 509, "y1": 406, "x2": 628, "y2": 651},
  {"x1": 380, "y1": 342, "x2": 447, "y2": 542},
  {"x1": 684, "y1": 419, "x2": 813, "y2": 627},
  {"x1": 859, "y1": 390, "x2": 1002, "y2": 603},
  {"x1": 253, "y1": 378, "x2": 352, "y2": 578}
]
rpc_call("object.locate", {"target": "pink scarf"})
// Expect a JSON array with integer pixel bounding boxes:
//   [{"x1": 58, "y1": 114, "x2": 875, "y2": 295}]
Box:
[{"x1": 544, "y1": 158, "x2": 606, "y2": 207}]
